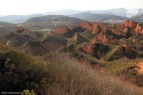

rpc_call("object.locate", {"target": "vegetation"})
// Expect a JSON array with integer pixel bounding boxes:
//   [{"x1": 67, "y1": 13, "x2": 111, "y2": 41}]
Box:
[
  {"x1": 38, "y1": 53, "x2": 143, "y2": 95},
  {"x1": 0, "y1": 45, "x2": 48, "y2": 92},
  {"x1": 1, "y1": 17, "x2": 143, "y2": 95},
  {"x1": 105, "y1": 45, "x2": 122, "y2": 61},
  {"x1": 0, "y1": 43, "x2": 143, "y2": 95}
]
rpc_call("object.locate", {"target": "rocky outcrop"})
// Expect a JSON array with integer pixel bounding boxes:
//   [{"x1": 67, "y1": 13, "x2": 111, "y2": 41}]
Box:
[
  {"x1": 101, "y1": 26, "x2": 107, "y2": 33},
  {"x1": 91, "y1": 22, "x2": 100, "y2": 34},
  {"x1": 135, "y1": 24, "x2": 143, "y2": 34},
  {"x1": 122, "y1": 44, "x2": 132, "y2": 52},
  {"x1": 123, "y1": 20, "x2": 137, "y2": 29},
  {"x1": 122, "y1": 44, "x2": 138, "y2": 59},
  {"x1": 141, "y1": 29, "x2": 143, "y2": 34},
  {"x1": 54, "y1": 26, "x2": 69, "y2": 34},
  {"x1": 118, "y1": 24, "x2": 128, "y2": 32},
  {"x1": 79, "y1": 21, "x2": 91, "y2": 29},
  {"x1": 110, "y1": 29, "x2": 126, "y2": 37},
  {"x1": 85, "y1": 43, "x2": 110, "y2": 59},
  {"x1": 96, "y1": 33, "x2": 110, "y2": 43}
]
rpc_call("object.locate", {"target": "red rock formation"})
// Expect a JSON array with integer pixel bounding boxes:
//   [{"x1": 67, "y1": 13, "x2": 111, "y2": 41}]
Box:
[
  {"x1": 79, "y1": 21, "x2": 91, "y2": 29},
  {"x1": 101, "y1": 26, "x2": 107, "y2": 33},
  {"x1": 135, "y1": 24, "x2": 142, "y2": 34},
  {"x1": 109, "y1": 28, "x2": 126, "y2": 37},
  {"x1": 67, "y1": 26, "x2": 75, "y2": 30},
  {"x1": 110, "y1": 39, "x2": 117, "y2": 44},
  {"x1": 123, "y1": 28, "x2": 128, "y2": 33},
  {"x1": 110, "y1": 29, "x2": 122, "y2": 35},
  {"x1": 14, "y1": 26, "x2": 30, "y2": 33},
  {"x1": 96, "y1": 33, "x2": 110, "y2": 43},
  {"x1": 122, "y1": 44, "x2": 132, "y2": 52},
  {"x1": 123, "y1": 20, "x2": 137, "y2": 29},
  {"x1": 54, "y1": 26, "x2": 68, "y2": 34},
  {"x1": 141, "y1": 29, "x2": 143, "y2": 34},
  {"x1": 118, "y1": 24, "x2": 127, "y2": 32},
  {"x1": 91, "y1": 22, "x2": 100, "y2": 34}
]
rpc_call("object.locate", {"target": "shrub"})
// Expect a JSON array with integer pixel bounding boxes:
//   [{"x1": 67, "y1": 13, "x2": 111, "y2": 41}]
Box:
[
  {"x1": 38, "y1": 53, "x2": 143, "y2": 95},
  {"x1": 0, "y1": 50, "x2": 48, "y2": 92}
]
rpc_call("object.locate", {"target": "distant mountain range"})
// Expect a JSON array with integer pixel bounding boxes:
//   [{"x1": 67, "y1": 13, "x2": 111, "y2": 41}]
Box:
[
  {"x1": 0, "y1": 9, "x2": 83, "y2": 24},
  {"x1": 0, "y1": 14, "x2": 43, "y2": 24},
  {"x1": 71, "y1": 12, "x2": 128, "y2": 23},
  {"x1": 0, "y1": 8, "x2": 143, "y2": 24},
  {"x1": 90, "y1": 8, "x2": 143, "y2": 17}
]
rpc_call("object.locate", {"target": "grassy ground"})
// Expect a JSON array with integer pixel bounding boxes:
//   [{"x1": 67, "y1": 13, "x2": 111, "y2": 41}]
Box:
[{"x1": 38, "y1": 53, "x2": 143, "y2": 95}]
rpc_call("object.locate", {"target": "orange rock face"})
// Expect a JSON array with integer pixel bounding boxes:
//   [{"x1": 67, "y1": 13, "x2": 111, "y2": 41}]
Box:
[
  {"x1": 79, "y1": 21, "x2": 91, "y2": 29},
  {"x1": 110, "y1": 29, "x2": 122, "y2": 35},
  {"x1": 118, "y1": 24, "x2": 127, "y2": 32},
  {"x1": 123, "y1": 20, "x2": 137, "y2": 29},
  {"x1": 91, "y1": 22, "x2": 100, "y2": 34},
  {"x1": 141, "y1": 29, "x2": 143, "y2": 34},
  {"x1": 136, "y1": 62, "x2": 143, "y2": 74},
  {"x1": 96, "y1": 33, "x2": 110, "y2": 43},
  {"x1": 135, "y1": 24, "x2": 142, "y2": 34},
  {"x1": 122, "y1": 44, "x2": 132, "y2": 52},
  {"x1": 54, "y1": 26, "x2": 68, "y2": 34},
  {"x1": 101, "y1": 26, "x2": 107, "y2": 33}
]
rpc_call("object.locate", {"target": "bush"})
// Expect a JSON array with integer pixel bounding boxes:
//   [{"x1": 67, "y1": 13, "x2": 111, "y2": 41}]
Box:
[
  {"x1": 38, "y1": 53, "x2": 143, "y2": 95},
  {"x1": 0, "y1": 50, "x2": 48, "y2": 92}
]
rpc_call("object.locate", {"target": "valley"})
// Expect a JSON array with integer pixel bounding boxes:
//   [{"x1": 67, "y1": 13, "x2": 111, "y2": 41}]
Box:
[{"x1": 0, "y1": 8, "x2": 143, "y2": 95}]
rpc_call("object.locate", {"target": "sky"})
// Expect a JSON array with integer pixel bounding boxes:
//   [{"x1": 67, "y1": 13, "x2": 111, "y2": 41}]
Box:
[{"x1": 0, "y1": 0, "x2": 143, "y2": 15}]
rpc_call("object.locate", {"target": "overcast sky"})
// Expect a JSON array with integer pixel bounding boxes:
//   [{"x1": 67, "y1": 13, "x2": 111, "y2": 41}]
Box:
[{"x1": 0, "y1": 0, "x2": 143, "y2": 15}]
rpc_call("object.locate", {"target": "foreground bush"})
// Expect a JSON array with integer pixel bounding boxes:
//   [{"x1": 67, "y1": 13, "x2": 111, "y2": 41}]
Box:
[
  {"x1": 0, "y1": 50, "x2": 47, "y2": 92},
  {"x1": 39, "y1": 53, "x2": 143, "y2": 95}
]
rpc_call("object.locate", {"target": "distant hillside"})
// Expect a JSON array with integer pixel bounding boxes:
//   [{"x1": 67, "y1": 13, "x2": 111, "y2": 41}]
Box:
[
  {"x1": 23, "y1": 15, "x2": 85, "y2": 30},
  {"x1": 4, "y1": 27, "x2": 44, "y2": 46},
  {"x1": 92, "y1": 8, "x2": 143, "y2": 18},
  {"x1": 0, "y1": 14, "x2": 43, "y2": 24},
  {"x1": 84, "y1": 14, "x2": 127, "y2": 23},
  {"x1": 130, "y1": 15, "x2": 143, "y2": 22},
  {"x1": 71, "y1": 11, "x2": 94, "y2": 19},
  {"x1": 0, "y1": 8, "x2": 143, "y2": 24},
  {"x1": 0, "y1": 21, "x2": 15, "y2": 36},
  {"x1": 72, "y1": 12, "x2": 128, "y2": 23}
]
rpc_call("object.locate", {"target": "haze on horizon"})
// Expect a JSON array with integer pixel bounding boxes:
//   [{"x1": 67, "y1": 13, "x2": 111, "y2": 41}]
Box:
[{"x1": 0, "y1": 0, "x2": 143, "y2": 16}]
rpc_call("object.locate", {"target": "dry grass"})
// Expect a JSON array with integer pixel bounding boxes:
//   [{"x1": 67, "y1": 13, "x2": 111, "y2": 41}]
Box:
[{"x1": 39, "y1": 53, "x2": 143, "y2": 95}]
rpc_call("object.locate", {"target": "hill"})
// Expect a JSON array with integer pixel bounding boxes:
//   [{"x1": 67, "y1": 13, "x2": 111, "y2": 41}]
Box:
[
  {"x1": 130, "y1": 15, "x2": 143, "y2": 22},
  {"x1": 0, "y1": 14, "x2": 43, "y2": 24},
  {"x1": 71, "y1": 11, "x2": 94, "y2": 19},
  {"x1": 0, "y1": 21, "x2": 15, "y2": 36},
  {"x1": 4, "y1": 26, "x2": 44, "y2": 46},
  {"x1": 72, "y1": 12, "x2": 127, "y2": 23},
  {"x1": 23, "y1": 15, "x2": 85, "y2": 30}
]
